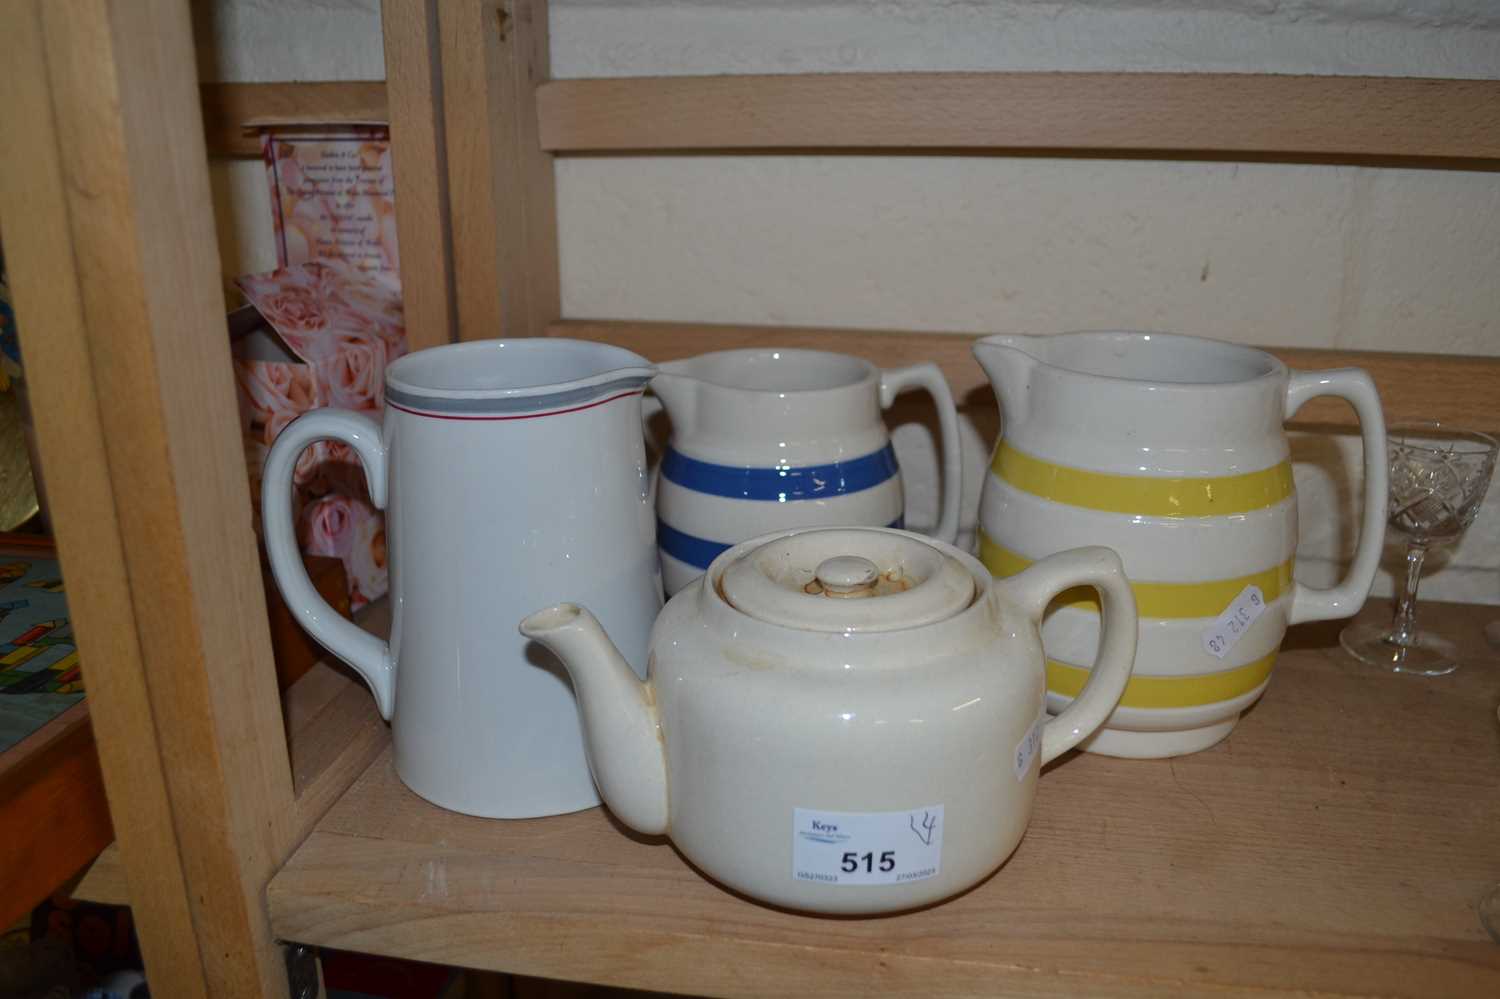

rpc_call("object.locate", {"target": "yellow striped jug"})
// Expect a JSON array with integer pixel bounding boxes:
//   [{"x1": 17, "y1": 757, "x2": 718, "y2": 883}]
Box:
[{"x1": 974, "y1": 332, "x2": 1388, "y2": 758}]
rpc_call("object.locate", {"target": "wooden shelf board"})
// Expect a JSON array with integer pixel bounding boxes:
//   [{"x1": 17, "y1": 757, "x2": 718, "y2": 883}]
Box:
[
  {"x1": 71, "y1": 601, "x2": 390, "y2": 909},
  {"x1": 550, "y1": 319, "x2": 1500, "y2": 437},
  {"x1": 268, "y1": 601, "x2": 1500, "y2": 998},
  {"x1": 198, "y1": 74, "x2": 1500, "y2": 165},
  {"x1": 201, "y1": 82, "x2": 389, "y2": 158},
  {"x1": 537, "y1": 73, "x2": 1500, "y2": 161},
  {"x1": 73, "y1": 841, "x2": 128, "y2": 907},
  {"x1": 284, "y1": 600, "x2": 389, "y2": 842}
]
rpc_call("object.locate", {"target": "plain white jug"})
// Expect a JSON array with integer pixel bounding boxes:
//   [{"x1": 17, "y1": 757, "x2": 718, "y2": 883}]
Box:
[{"x1": 263, "y1": 338, "x2": 662, "y2": 817}]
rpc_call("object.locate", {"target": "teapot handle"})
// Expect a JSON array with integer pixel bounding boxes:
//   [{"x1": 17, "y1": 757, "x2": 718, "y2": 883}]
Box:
[
  {"x1": 262, "y1": 409, "x2": 395, "y2": 719},
  {"x1": 1283, "y1": 369, "x2": 1389, "y2": 624},
  {"x1": 1003, "y1": 547, "x2": 1138, "y2": 764},
  {"x1": 879, "y1": 364, "x2": 962, "y2": 544}
]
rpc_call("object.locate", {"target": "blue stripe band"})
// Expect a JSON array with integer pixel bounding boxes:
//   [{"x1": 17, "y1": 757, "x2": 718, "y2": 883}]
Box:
[
  {"x1": 658, "y1": 516, "x2": 907, "y2": 571},
  {"x1": 660, "y1": 444, "x2": 900, "y2": 501}
]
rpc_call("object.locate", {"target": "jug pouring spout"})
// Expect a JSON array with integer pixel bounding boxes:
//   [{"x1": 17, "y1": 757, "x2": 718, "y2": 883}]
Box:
[
  {"x1": 972, "y1": 335, "x2": 1041, "y2": 426},
  {"x1": 519, "y1": 604, "x2": 669, "y2": 834},
  {"x1": 649, "y1": 366, "x2": 698, "y2": 434}
]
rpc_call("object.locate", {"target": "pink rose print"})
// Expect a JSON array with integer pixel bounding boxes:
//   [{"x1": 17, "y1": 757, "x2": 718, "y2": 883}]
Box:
[
  {"x1": 376, "y1": 199, "x2": 401, "y2": 275},
  {"x1": 347, "y1": 507, "x2": 389, "y2": 607},
  {"x1": 242, "y1": 361, "x2": 316, "y2": 415},
  {"x1": 257, "y1": 283, "x2": 326, "y2": 339},
  {"x1": 238, "y1": 134, "x2": 406, "y2": 611},
  {"x1": 318, "y1": 330, "x2": 386, "y2": 413},
  {"x1": 302, "y1": 444, "x2": 369, "y2": 497},
  {"x1": 263, "y1": 131, "x2": 399, "y2": 278},
  {"x1": 327, "y1": 300, "x2": 382, "y2": 339},
  {"x1": 266, "y1": 407, "x2": 297, "y2": 444},
  {"x1": 327, "y1": 274, "x2": 407, "y2": 363},
  {"x1": 298, "y1": 493, "x2": 359, "y2": 560},
  {"x1": 292, "y1": 440, "x2": 333, "y2": 489},
  {"x1": 233, "y1": 360, "x2": 319, "y2": 448},
  {"x1": 280, "y1": 222, "x2": 316, "y2": 271}
]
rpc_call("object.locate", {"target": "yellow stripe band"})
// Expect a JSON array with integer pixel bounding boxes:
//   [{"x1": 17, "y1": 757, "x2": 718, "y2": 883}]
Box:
[
  {"x1": 1047, "y1": 652, "x2": 1276, "y2": 710},
  {"x1": 992, "y1": 443, "x2": 1294, "y2": 518},
  {"x1": 980, "y1": 534, "x2": 1294, "y2": 620}
]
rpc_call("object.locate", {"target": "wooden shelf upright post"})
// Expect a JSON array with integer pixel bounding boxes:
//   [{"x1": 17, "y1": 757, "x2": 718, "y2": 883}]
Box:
[{"x1": 0, "y1": 1, "x2": 298, "y2": 995}]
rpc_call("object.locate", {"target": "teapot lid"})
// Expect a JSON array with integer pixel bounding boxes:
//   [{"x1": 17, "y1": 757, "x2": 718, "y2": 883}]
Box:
[{"x1": 718, "y1": 528, "x2": 976, "y2": 633}]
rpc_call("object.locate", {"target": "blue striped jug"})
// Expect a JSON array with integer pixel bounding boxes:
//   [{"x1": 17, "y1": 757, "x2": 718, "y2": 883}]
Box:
[{"x1": 652, "y1": 348, "x2": 962, "y2": 595}]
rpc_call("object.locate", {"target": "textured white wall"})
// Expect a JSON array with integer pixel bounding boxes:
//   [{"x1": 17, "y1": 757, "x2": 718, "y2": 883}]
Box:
[
  {"x1": 202, "y1": 0, "x2": 1500, "y2": 605},
  {"x1": 203, "y1": 0, "x2": 1500, "y2": 356}
]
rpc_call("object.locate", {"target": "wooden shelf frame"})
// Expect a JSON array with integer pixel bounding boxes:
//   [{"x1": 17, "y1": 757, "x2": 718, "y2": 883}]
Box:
[
  {"x1": 200, "y1": 82, "x2": 389, "y2": 158},
  {"x1": 4, "y1": 0, "x2": 1500, "y2": 996},
  {"x1": 536, "y1": 72, "x2": 1500, "y2": 160},
  {"x1": 202, "y1": 74, "x2": 1500, "y2": 163},
  {"x1": 0, "y1": 703, "x2": 112, "y2": 926}
]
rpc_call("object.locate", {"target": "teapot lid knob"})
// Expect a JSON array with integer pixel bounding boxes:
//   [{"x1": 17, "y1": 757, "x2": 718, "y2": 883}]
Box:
[
  {"x1": 812, "y1": 556, "x2": 879, "y2": 597},
  {"x1": 717, "y1": 528, "x2": 975, "y2": 633}
]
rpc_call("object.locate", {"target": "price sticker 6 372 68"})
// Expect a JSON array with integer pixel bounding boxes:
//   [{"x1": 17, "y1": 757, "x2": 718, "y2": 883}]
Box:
[
  {"x1": 792, "y1": 805, "x2": 943, "y2": 886},
  {"x1": 1201, "y1": 584, "x2": 1266, "y2": 660}
]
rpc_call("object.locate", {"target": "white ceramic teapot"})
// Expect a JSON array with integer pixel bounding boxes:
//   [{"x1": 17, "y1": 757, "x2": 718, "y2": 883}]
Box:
[
  {"x1": 651, "y1": 349, "x2": 962, "y2": 595},
  {"x1": 520, "y1": 527, "x2": 1137, "y2": 914}
]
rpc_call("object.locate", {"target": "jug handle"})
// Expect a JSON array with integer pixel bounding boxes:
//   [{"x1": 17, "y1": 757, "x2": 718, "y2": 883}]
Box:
[
  {"x1": 879, "y1": 364, "x2": 962, "y2": 544},
  {"x1": 1004, "y1": 547, "x2": 1138, "y2": 764},
  {"x1": 262, "y1": 409, "x2": 396, "y2": 719},
  {"x1": 1283, "y1": 370, "x2": 1389, "y2": 625}
]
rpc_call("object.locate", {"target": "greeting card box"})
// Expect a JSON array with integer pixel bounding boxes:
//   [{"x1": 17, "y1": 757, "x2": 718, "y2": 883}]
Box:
[
  {"x1": 231, "y1": 263, "x2": 406, "y2": 609},
  {"x1": 262, "y1": 127, "x2": 399, "y2": 278}
]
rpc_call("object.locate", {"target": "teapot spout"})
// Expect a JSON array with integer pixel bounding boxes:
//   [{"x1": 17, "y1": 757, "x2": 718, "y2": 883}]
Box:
[
  {"x1": 519, "y1": 604, "x2": 668, "y2": 834},
  {"x1": 972, "y1": 335, "x2": 1041, "y2": 427}
]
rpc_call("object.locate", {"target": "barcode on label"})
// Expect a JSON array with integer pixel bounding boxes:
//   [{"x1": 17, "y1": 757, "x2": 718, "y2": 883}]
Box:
[{"x1": 1201, "y1": 584, "x2": 1266, "y2": 660}]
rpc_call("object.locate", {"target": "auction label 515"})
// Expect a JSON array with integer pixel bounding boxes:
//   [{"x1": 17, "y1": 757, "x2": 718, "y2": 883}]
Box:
[{"x1": 792, "y1": 805, "x2": 943, "y2": 886}]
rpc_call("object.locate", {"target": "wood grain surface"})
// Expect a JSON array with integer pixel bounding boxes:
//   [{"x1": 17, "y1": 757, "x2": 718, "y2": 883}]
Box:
[
  {"x1": 3, "y1": 3, "x2": 223, "y2": 994},
  {"x1": 0, "y1": 704, "x2": 112, "y2": 927},
  {"x1": 381, "y1": 0, "x2": 456, "y2": 350},
  {"x1": 286, "y1": 603, "x2": 390, "y2": 844},
  {"x1": 197, "y1": 75, "x2": 1500, "y2": 165},
  {"x1": 439, "y1": 0, "x2": 561, "y2": 342},
  {"x1": 73, "y1": 664, "x2": 387, "y2": 905},
  {"x1": 200, "y1": 82, "x2": 388, "y2": 158},
  {"x1": 550, "y1": 320, "x2": 1500, "y2": 436},
  {"x1": 538, "y1": 72, "x2": 1500, "y2": 160},
  {"x1": 72, "y1": 600, "x2": 390, "y2": 912},
  {"x1": 71, "y1": 840, "x2": 129, "y2": 908},
  {"x1": 1, "y1": 2, "x2": 311, "y2": 994},
  {"x1": 267, "y1": 601, "x2": 1500, "y2": 998},
  {"x1": 265, "y1": 553, "x2": 350, "y2": 692}
]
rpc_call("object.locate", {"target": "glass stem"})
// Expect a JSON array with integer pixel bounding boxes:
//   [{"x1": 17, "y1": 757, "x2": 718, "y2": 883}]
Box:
[{"x1": 1388, "y1": 542, "x2": 1428, "y2": 647}]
